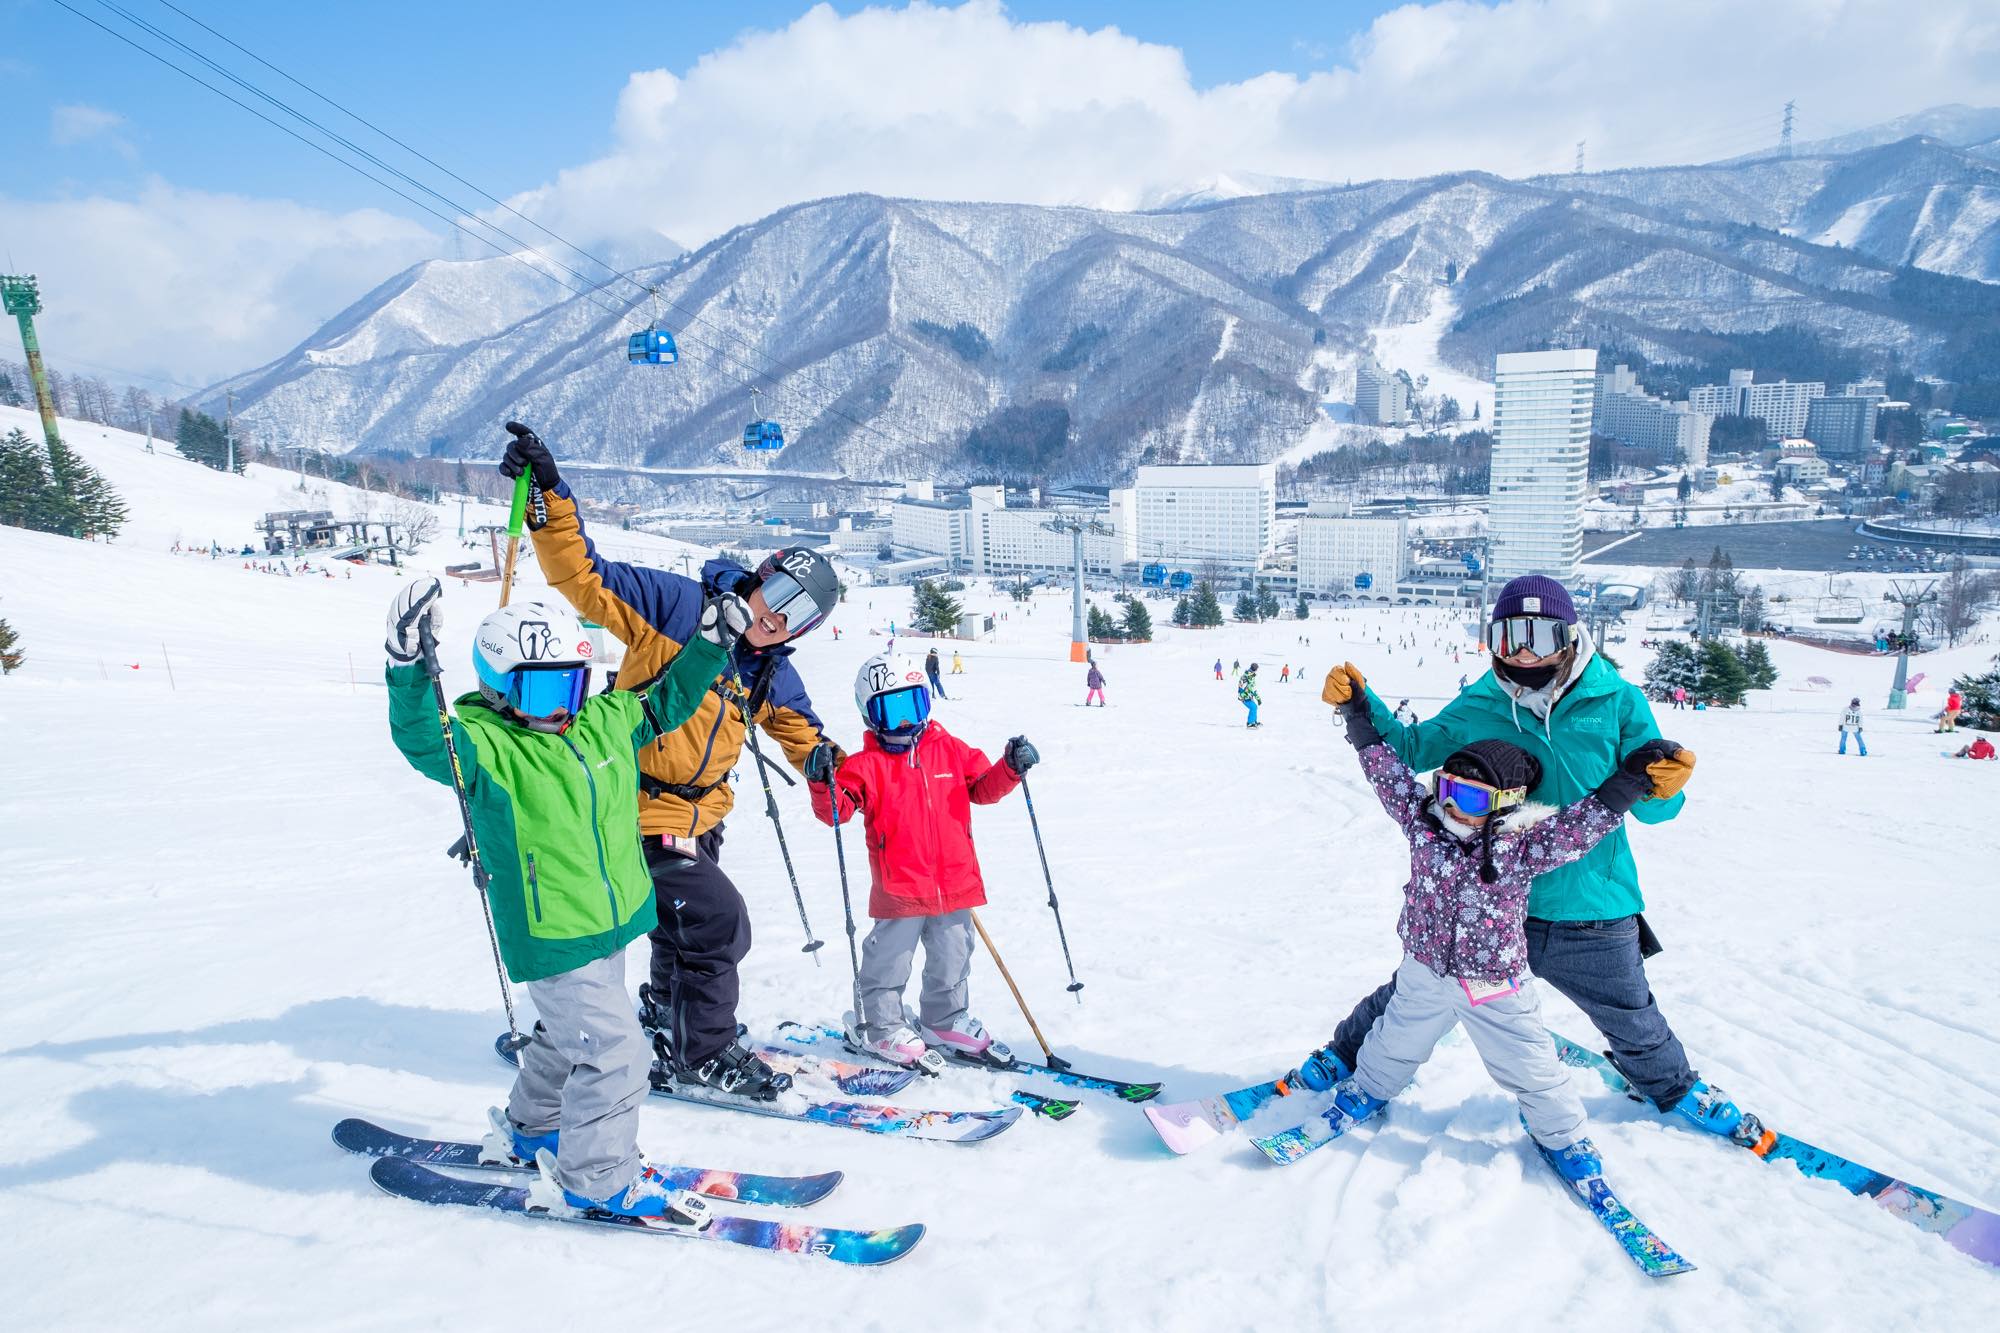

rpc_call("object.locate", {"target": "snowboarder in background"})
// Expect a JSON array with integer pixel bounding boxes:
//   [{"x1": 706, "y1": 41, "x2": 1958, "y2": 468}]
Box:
[
  {"x1": 383, "y1": 576, "x2": 746, "y2": 1220},
  {"x1": 1239, "y1": 663, "x2": 1262, "y2": 728},
  {"x1": 1840, "y1": 698, "x2": 1868, "y2": 756},
  {"x1": 1084, "y1": 660, "x2": 1106, "y2": 707},
  {"x1": 1214, "y1": 658, "x2": 1224, "y2": 680},
  {"x1": 808, "y1": 654, "x2": 1036, "y2": 1070},
  {"x1": 1280, "y1": 664, "x2": 1290, "y2": 684},
  {"x1": 1321, "y1": 669, "x2": 1685, "y2": 1182},
  {"x1": 1952, "y1": 736, "x2": 1996, "y2": 760},
  {"x1": 1302, "y1": 577, "x2": 1746, "y2": 1141},
  {"x1": 951, "y1": 651, "x2": 964, "y2": 674},
  {"x1": 1937, "y1": 690, "x2": 1963, "y2": 733},
  {"x1": 502, "y1": 426, "x2": 840, "y2": 1103},
  {"x1": 925, "y1": 647, "x2": 948, "y2": 700}
]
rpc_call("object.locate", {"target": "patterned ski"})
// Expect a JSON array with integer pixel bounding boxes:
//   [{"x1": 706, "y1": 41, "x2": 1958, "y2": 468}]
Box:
[
  {"x1": 777, "y1": 1020, "x2": 1162, "y2": 1103},
  {"x1": 749, "y1": 1041, "x2": 916, "y2": 1098},
  {"x1": 1530, "y1": 1139, "x2": 1697, "y2": 1277},
  {"x1": 1250, "y1": 1096, "x2": 1371, "y2": 1165},
  {"x1": 367, "y1": 1155, "x2": 923, "y2": 1265},
  {"x1": 496, "y1": 1035, "x2": 1020, "y2": 1143},
  {"x1": 332, "y1": 1118, "x2": 841, "y2": 1208},
  {"x1": 1144, "y1": 1076, "x2": 1306, "y2": 1155},
  {"x1": 1551, "y1": 1031, "x2": 2000, "y2": 1269},
  {"x1": 1013, "y1": 1090, "x2": 1081, "y2": 1121}
]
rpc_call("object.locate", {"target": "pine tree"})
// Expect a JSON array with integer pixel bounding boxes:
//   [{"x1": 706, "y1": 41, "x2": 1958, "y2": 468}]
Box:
[
  {"x1": 1189, "y1": 581, "x2": 1225, "y2": 628},
  {"x1": 910, "y1": 579, "x2": 963, "y2": 635},
  {"x1": 0, "y1": 370, "x2": 22, "y2": 408},
  {"x1": 47, "y1": 439, "x2": 126, "y2": 539},
  {"x1": 1172, "y1": 595, "x2": 1191, "y2": 627},
  {"x1": 1233, "y1": 591, "x2": 1259, "y2": 622},
  {"x1": 1737, "y1": 639, "x2": 1778, "y2": 690},
  {"x1": 0, "y1": 428, "x2": 48, "y2": 530},
  {"x1": 175, "y1": 407, "x2": 237, "y2": 472},
  {"x1": 1295, "y1": 595, "x2": 1310, "y2": 620},
  {"x1": 0, "y1": 616, "x2": 20, "y2": 674},
  {"x1": 1120, "y1": 596, "x2": 1153, "y2": 642},
  {"x1": 1087, "y1": 604, "x2": 1117, "y2": 639},
  {"x1": 1642, "y1": 641, "x2": 1702, "y2": 700},
  {"x1": 1671, "y1": 558, "x2": 1699, "y2": 603},
  {"x1": 1739, "y1": 584, "x2": 1766, "y2": 630},
  {"x1": 1255, "y1": 580, "x2": 1280, "y2": 619},
  {"x1": 1696, "y1": 639, "x2": 1751, "y2": 706},
  {"x1": 1951, "y1": 656, "x2": 2000, "y2": 730}
]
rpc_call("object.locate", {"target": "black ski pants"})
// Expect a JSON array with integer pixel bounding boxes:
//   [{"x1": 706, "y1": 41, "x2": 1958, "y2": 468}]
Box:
[
  {"x1": 644, "y1": 825, "x2": 752, "y2": 1067},
  {"x1": 1327, "y1": 915, "x2": 1697, "y2": 1111}
]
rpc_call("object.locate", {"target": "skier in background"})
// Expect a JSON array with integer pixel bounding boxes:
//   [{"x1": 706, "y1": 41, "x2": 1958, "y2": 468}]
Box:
[
  {"x1": 383, "y1": 576, "x2": 744, "y2": 1220},
  {"x1": 1839, "y1": 698, "x2": 1868, "y2": 756},
  {"x1": 1301, "y1": 577, "x2": 1747, "y2": 1143},
  {"x1": 1238, "y1": 663, "x2": 1262, "y2": 729},
  {"x1": 926, "y1": 646, "x2": 949, "y2": 700},
  {"x1": 1214, "y1": 658, "x2": 1224, "y2": 680},
  {"x1": 1084, "y1": 659, "x2": 1106, "y2": 707},
  {"x1": 808, "y1": 653, "x2": 1037, "y2": 1070},
  {"x1": 952, "y1": 651, "x2": 964, "y2": 674},
  {"x1": 501, "y1": 426, "x2": 841, "y2": 1104},
  {"x1": 1280, "y1": 664, "x2": 1291, "y2": 684},
  {"x1": 1319, "y1": 664, "x2": 1687, "y2": 1181}
]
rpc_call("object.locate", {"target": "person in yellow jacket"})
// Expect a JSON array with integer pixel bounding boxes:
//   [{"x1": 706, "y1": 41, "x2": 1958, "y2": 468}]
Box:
[{"x1": 502, "y1": 426, "x2": 842, "y2": 1102}]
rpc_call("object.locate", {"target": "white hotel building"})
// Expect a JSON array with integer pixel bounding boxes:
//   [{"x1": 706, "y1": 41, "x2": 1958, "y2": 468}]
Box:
[
  {"x1": 890, "y1": 482, "x2": 1133, "y2": 577},
  {"x1": 1297, "y1": 504, "x2": 1409, "y2": 597},
  {"x1": 1131, "y1": 463, "x2": 1277, "y2": 576},
  {"x1": 1489, "y1": 348, "x2": 1595, "y2": 582}
]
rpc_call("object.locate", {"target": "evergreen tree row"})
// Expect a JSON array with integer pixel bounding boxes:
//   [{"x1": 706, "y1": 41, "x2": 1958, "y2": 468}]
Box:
[
  {"x1": 1642, "y1": 638, "x2": 1778, "y2": 708},
  {"x1": 0, "y1": 428, "x2": 128, "y2": 540},
  {"x1": 176, "y1": 408, "x2": 245, "y2": 473}
]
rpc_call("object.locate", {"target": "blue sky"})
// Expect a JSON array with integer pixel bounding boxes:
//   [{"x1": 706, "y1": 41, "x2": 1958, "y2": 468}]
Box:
[
  {"x1": 3, "y1": 0, "x2": 1996, "y2": 385},
  {"x1": 8, "y1": 1, "x2": 1390, "y2": 222}
]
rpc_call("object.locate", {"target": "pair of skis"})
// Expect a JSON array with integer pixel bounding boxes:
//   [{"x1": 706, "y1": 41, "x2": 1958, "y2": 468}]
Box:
[{"x1": 336, "y1": 1119, "x2": 922, "y2": 1265}]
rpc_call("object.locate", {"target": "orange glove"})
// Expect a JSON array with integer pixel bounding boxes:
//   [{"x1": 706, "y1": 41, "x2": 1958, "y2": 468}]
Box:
[
  {"x1": 1322, "y1": 662, "x2": 1366, "y2": 708},
  {"x1": 1645, "y1": 747, "x2": 1696, "y2": 800}
]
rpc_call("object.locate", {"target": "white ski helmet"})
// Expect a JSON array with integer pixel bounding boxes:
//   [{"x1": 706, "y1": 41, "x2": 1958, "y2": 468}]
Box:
[
  {"x1": 854, "y1": 652, "x2": 931, "y2": 743},
  {"x1": 473, "y1": 601, "x2": 595, "y2": 731}
]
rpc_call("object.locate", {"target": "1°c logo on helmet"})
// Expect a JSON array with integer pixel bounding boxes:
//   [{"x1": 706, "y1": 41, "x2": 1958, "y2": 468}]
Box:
[
  {"x1": 515, "y1": 620, "x2": 555, "y2": 660},
  {"x1": 867, "y1": 661, "x2": 896, "y2": 692}
]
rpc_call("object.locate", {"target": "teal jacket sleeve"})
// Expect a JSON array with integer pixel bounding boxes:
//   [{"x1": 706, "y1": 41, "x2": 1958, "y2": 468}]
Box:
[
  {"x1": 386, "y1": 662, "x2": 481, "y2": 790},
  {"x1": 1618, "y1": 682, "x2": 1686, "y2": 825},
  {"x1": 635, "y1": 634, "x2": 728, "y2": 744},
  {"x1": 1363, "y1": 682, "x2": 1474, "y2": 773}
]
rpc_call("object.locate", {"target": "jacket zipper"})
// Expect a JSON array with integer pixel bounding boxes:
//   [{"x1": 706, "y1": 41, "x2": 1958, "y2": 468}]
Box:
[
  {"x1": 526, "y1": 853, "x2": 544, "y2": 923},
  {"x1": 562, "y1": 734, "x2": 621, "y2": 930}
]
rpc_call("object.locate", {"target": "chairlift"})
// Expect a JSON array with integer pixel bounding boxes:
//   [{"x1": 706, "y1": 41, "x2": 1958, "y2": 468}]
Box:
[
  {"x1": 743, "y1": 386, "x2": 785, "y2": 452},
  {"x1": 626, "y1": 286, "x2": 678, "y2": 365}
]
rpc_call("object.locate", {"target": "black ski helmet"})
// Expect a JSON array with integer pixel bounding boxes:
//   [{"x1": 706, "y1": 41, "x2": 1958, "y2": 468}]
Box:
[{"x1": 752, "y1": 546, "x2": 838, "y2": 639}]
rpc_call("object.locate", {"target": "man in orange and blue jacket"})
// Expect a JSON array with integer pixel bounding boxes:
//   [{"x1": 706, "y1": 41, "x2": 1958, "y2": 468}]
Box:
[{"x1": 503, "y1": 426, "x2": 842, "y2": 1102}]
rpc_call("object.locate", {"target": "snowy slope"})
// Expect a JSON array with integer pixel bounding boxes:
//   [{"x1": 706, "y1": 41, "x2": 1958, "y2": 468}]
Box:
[{"x1": 3, "y1": 414, "x2": 1998, "y2": 1327}]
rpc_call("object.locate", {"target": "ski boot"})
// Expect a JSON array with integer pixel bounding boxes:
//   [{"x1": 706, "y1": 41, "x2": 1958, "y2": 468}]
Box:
[
  {"x1": 1670, "y1": 1078, "x2": 1746, "y2": 1138},
  {"x1": 848, "y1": 1017, "x2": 948, "y2": 1077},
  {"x1": 1542, "y1": 1137, "x2": 1604, "y2": 1182},
  {"x1": 673, "y1": 1041, "x2": 794, "y2": 1102},
  {"x1": 917, "y1": 1012, "x2": 1014, "y2": 1069},
  {"x1": 1294, "y1": 1042, "x2": 1353, "y2": 1092},
  {"x1": 526, "y1": 1149, "x2": 712, "y2": 1227},
  {"x1": 1330, "y1": 1078, "x2": 1387, "y2": 1126},
  {"x1": 635, "y1": 982, "x2": 672, "y2": 1035},
  {"x1": 480, "y1": 1105, "x2": 557, "y2": 1166}
]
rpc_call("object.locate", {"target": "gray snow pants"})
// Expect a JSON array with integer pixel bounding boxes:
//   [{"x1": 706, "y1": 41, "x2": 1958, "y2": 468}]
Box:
[
  {"x1": 1352, "y1": 955, "x2": 1588, "y2": 1150},
  {"x1": 506, "y1": 950, "x2": 650, "y2": 1199},
  {"x1": 856, "y1": 909, "x2": 974, "y2": 1037}
]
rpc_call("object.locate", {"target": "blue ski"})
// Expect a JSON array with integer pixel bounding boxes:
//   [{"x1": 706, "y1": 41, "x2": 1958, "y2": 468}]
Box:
[{"x1": 1530, "y1": 1139, "x2": 1697, "y2": 1277}]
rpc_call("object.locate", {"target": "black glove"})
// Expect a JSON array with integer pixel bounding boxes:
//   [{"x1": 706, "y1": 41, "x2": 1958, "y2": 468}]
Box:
[
  {"x1": 1595, "y1": 740, "x2": 1679, "y2": 815},
  {"x1": 803, "y1": 741, "x2": 838, "y2": 784},
  {"x1": 1338, "y1": 694, "x2": 1383, "y2": 750},
  {"x1": 1005, "y1": 736, "x2": 1039, "y2": 775},
  {"x1": 499, "y1": 421, "x2": 562, "y2": 493}
]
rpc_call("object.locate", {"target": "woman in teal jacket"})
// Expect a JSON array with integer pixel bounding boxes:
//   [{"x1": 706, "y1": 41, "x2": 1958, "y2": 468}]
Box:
[{"x1": 1298, "y1": 577, "x2": 1751, "y2": 1141}]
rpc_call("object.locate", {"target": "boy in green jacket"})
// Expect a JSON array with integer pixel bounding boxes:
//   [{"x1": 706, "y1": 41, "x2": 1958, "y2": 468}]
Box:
[{"x1": 384, "y1": 575, "x2": 747, "y2": 1219}]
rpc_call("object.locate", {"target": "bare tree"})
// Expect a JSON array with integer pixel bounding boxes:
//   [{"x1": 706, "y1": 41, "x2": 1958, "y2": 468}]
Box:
[
  {"x1": 389, "y1": 498, "x2": 440, "y2": 551},
  {"x1": 1936, "y1": 557, "x2": 1997, "y2": 646}
]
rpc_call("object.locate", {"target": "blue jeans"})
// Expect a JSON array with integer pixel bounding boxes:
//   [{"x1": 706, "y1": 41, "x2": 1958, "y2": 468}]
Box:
[
  {"x1": 1839, "y1": 729, "x2": 1865, "y2": 755},
  {"x1": 1328, "y1": 916, "x2": 1697, "y2": 1110}
]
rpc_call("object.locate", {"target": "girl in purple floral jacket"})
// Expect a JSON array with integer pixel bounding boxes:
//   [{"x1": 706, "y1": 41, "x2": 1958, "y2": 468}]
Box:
[{"x1": 1322, "y1": 665, "x2": 1683, "y2": 1181}]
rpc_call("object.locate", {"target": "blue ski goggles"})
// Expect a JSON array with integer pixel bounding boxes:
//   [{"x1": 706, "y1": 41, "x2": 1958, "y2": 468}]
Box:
[
  {"x1": 1433, "y1": 771, "x2": 1525, "y2": 819},
  {"x1": 1485, "y1": 615, "x2": 1575, "y2": 660},
  {"x1": 507, "y1": 664, "x2": 590, "y2": 719},
  {"x1": 758, "y1": 570, "x2": 831, "y2": 638},
  {"x1": 865, "y1": 683, "x2": 931, "y2": 734}
]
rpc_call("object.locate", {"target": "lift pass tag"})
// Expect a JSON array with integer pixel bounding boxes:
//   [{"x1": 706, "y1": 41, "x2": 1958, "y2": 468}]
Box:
[{"x1": 1461, "y1": 976, "x2": 1522, "y2": 1007}]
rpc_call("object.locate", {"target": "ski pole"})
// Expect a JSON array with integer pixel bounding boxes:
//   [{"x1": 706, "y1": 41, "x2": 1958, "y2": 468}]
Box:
[
  {"x1": 969, "y1": 909, "x2": 1069, "y2": 1071},
  {"x1": 1018, "y1": 774, "x2": 1085, "y2": 1004},
  {"x1": 497, "y1": 427, "x2": 532, "y2": 607},
  {"x1": 827, "y1": 781, "x2": 867, "y2": 1029},
  {"x1": 418, "y1": 619, "x2": 531, "y2": 1053},
  {"x1": 744, "y1": 723, "x2": 824, "y2": 962}
]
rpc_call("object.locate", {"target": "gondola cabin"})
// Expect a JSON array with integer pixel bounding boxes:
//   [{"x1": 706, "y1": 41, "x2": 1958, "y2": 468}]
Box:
[
  {"x1": 1168, "y1": 570, "x2": 1193, "y2": 591},
  {"x1": 627, "y1": 330, "x2": 678, "y2": 365},
  {"x1": 743, "y1": 420, "x2": 785, "y2": 451},
  {"x1": 1141, "y1": 563, "x2": 1167, "y2": 588}
]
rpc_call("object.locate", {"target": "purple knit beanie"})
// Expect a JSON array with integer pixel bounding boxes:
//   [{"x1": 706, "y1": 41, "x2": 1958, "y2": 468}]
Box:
[{"x1": 1491, "y1": 575, "x2": 1576, "y2": 624}]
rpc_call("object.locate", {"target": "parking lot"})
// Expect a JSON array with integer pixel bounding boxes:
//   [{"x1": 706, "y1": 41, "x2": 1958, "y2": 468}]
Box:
[{"x1": 1582, "y1": 520, "x2": 1958, "y2": 573}]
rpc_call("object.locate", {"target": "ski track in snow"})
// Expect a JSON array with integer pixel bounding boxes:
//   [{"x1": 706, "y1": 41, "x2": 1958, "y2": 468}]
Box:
[{"x1": 1, "y1": 408, "x2": 1998, "y2": 1327}]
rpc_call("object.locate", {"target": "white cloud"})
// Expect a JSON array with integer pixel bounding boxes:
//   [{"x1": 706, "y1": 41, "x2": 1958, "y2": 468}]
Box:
[
  {"x1": 504, "y1": 0, "x2": 2000, "y2": 256},
  {"x1": 51, "y1": 103, "x2": 127, "y2": 146},
  {"x1": 0, "y1": 180, "x2": 439, "y2": 385}
]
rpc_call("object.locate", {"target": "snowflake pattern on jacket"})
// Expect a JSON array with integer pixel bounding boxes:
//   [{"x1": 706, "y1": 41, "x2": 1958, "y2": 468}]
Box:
[{"x1": 1356, "y1": 742, "x2": 1624, "y2": 982}]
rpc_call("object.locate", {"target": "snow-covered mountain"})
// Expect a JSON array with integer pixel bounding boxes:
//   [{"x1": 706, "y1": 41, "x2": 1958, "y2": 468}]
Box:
[{"x1": 207, "y1": 128, "x2": 2000, "y2": 483}]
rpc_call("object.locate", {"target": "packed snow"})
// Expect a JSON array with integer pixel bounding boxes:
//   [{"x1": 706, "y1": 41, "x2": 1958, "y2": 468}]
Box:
[{"x1": 2, "y1": 412, "x2": 1997, "y2": 1328}]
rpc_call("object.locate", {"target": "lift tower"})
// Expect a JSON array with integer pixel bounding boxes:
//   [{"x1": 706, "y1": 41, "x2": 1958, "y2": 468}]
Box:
[{"x1": 2, "y1": 274, "x2": 64, "y2": 454}]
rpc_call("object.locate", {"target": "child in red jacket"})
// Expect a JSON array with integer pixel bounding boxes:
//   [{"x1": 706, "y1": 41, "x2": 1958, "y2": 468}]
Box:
[{"x1": 807, "y1": 653, "x2": 1037, "y2": 1071}]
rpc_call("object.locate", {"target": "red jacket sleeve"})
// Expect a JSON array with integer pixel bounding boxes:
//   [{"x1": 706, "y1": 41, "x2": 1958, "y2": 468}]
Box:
[
  {"x1": 959, "y1": 733, "x2": 1023, "y2": 806},
  {"x1": 809, "y1": 756, "x2": 866, "y2": 826}
]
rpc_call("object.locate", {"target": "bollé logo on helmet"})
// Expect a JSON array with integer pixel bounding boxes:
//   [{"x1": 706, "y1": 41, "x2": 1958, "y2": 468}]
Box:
[{"x1": 514, "y1": 620, "x2": 557, "y2": 661}]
